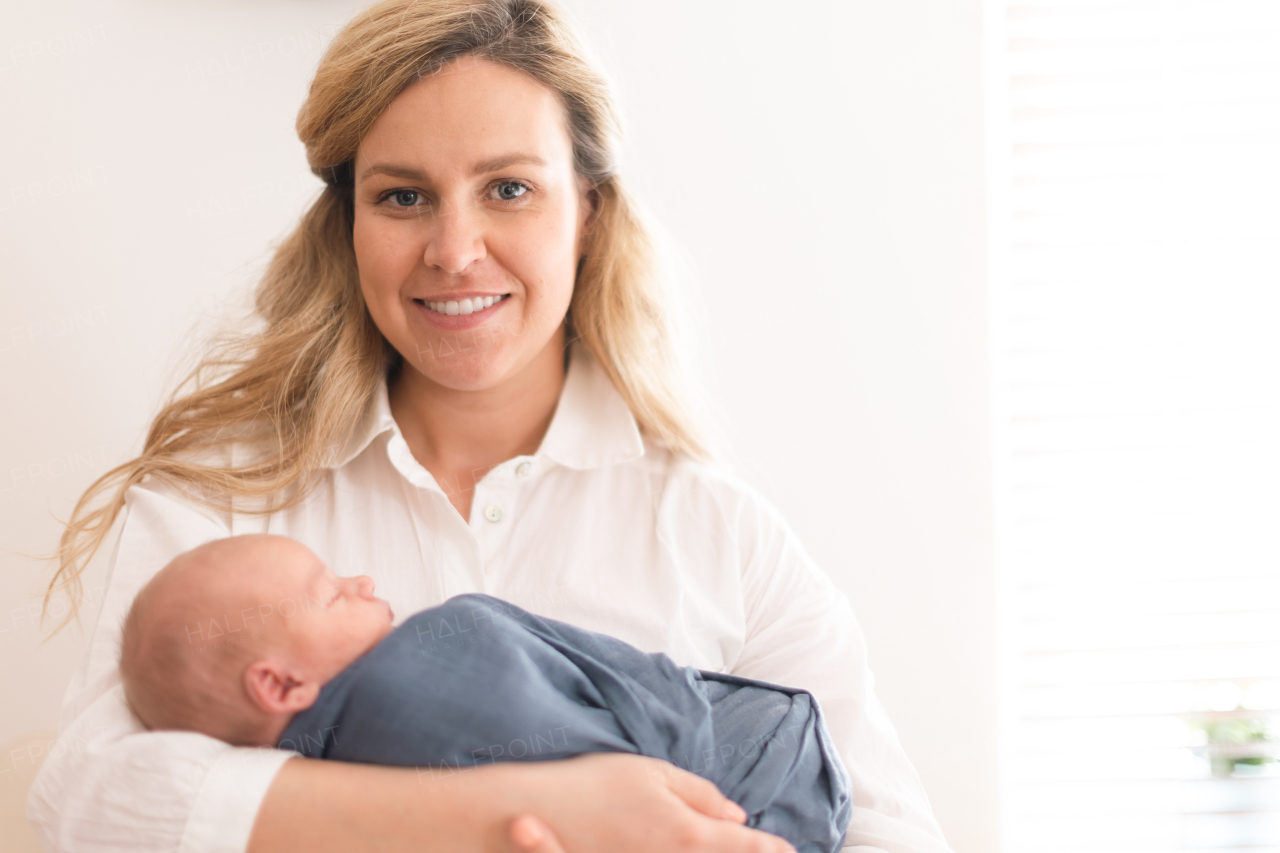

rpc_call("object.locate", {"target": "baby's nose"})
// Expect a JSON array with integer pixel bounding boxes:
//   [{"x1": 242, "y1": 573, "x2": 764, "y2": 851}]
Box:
[{"x1": 354, "y1": 575, "x2": 376, "y2": 598}]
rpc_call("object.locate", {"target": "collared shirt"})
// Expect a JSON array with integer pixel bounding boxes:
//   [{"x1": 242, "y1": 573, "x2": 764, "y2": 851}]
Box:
[{"x1": 27, "y1": 343, "x2": 953, "y2": 853}]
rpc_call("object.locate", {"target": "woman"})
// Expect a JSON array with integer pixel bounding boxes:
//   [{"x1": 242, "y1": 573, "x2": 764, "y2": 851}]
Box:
[{"x1": 28, "y1": 1, "x2": 953, "y2": 851}]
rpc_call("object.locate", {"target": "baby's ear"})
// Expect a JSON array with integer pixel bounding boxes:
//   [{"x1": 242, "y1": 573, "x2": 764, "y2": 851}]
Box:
[{"x1": 244, "y1": 659, "x2": 321, "y2": 714}]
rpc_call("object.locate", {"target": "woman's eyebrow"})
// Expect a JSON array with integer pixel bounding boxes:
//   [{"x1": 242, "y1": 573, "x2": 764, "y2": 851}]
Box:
[
  {"x1": 359, "y1": 163, "x2": 425, "y2": 182},
  {"x1": 358, "y1": 153, "x2": 548, "y2": 183},
  {"x1": 469, "y1": 153, "x2": 547, "y2": 175}
]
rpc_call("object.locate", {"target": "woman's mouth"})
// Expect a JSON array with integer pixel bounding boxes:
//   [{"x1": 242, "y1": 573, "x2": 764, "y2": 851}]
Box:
[{"x1": 415, "y1": 294, "x2": 509, "y2": 316}]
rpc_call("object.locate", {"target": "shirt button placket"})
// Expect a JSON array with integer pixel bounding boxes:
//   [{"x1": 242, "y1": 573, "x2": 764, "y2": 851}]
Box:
[
  {"x1": 472, "y1": 476, "x2": 514, "y2": 581},
  {"x1": 472, "y1": 459, "x2": 535, "y2": 586}
]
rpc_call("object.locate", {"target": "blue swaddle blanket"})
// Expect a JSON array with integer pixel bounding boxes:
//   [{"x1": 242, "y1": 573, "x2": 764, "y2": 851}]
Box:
[{"x1": 279, "y1": 593, "x2": 852, "y2": 853}]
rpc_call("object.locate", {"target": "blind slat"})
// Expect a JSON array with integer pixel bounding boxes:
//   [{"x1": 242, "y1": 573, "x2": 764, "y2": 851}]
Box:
[{"x1": 996, "y1": 2, "x2": 1280, "y2": 850}]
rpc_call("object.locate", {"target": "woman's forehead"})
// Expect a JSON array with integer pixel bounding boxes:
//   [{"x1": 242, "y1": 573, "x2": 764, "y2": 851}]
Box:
[{"x1": 354, "y1": 55, "x2": 574, "y2": 177}]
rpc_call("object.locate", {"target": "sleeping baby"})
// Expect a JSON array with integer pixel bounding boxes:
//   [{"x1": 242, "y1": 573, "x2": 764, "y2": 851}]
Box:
[{"x1": 119, "y1": 534, "x2": 851, "y2": 853}]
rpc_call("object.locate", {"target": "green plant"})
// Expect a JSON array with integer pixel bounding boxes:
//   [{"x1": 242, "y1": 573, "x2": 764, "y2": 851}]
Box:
[{"x1": 1186, "y1": 713, "x2": 1278, "y2": 778}]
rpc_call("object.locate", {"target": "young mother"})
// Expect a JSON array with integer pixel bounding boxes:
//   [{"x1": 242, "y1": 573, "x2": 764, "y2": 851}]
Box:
[{"x1": 29, "y1": 1, "x2": 952, "y2": 851}]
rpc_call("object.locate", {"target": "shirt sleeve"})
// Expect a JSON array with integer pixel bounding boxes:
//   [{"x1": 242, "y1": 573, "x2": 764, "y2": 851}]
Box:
[
  {"x1": 25, "y1": 479, "x2": 296, "y2": 853},
  {"x1": 727, "y1": 489, "x2": 955, "y2": 853}
]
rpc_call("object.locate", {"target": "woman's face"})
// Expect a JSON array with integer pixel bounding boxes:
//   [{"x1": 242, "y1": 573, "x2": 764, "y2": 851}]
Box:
[{"x1": 351, "y1": 54, "x2": 594, "y2": 392}]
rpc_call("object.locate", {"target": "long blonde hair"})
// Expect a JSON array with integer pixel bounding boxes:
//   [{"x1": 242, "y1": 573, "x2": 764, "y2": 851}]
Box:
[{"x1": 46, "y1": 0, "x2": 715, "y2": 627}]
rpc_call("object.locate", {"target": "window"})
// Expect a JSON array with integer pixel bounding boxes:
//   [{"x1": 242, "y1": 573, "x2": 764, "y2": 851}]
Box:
[{"x1": 991, "y1": 2, "x2": 1280, "y2": 851}]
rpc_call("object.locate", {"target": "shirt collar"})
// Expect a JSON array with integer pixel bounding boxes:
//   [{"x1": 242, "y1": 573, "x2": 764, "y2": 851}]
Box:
[{"x1": 332, "y1": 341, "x2": 646, "y2": 471}]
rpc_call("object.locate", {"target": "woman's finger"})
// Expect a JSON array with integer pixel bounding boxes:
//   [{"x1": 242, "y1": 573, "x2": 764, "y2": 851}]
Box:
[
  {"x1": 507, "y1": 814, "x2": 569, "y2": 853},
  {"x1": 651, "y1": 762, "x2": 748, "y2": 824}
]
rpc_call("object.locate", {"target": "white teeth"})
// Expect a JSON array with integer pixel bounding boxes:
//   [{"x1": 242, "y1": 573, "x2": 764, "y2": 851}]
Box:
[{"x1": 422, "y1": 295, "x2": 505, "y2": 315}]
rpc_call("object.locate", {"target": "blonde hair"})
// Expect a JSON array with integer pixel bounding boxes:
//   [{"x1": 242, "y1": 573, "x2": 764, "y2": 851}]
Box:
[{"x1": 46, "y1": 0, "x2": 714, "y2": 628}]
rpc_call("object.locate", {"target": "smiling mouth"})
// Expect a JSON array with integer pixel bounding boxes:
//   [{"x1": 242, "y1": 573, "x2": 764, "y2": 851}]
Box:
[{"x1": 414, "y1": 294, "x2": 509, "y2": 316}]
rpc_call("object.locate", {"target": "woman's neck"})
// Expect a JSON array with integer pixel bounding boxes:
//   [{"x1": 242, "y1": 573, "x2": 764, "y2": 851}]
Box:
[{"x1": 388, "y1": 330, "x2": 568, "y2": 520}]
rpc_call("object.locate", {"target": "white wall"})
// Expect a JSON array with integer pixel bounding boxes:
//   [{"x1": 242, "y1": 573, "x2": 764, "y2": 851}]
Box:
[{"x1": 0, "y1": 2, "x2": 995, "y2": 851}]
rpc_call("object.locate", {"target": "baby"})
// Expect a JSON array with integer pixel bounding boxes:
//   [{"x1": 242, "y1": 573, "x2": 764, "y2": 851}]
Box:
[{"x1": 119, "y1": 534, "x2": 851, "y2": 853}]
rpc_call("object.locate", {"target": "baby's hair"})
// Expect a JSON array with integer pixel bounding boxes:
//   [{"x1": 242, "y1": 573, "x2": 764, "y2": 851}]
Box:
[{"x1": 118, "y1": 542, "x2": 269, "y2": 745}]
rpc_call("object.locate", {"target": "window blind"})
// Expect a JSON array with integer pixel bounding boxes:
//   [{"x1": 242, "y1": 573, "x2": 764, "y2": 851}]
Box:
[{"x1": 993, "y1": 2, "x2": 1280, "y2": 851}]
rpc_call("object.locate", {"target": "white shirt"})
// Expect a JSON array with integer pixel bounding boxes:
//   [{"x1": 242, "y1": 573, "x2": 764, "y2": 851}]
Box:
[{"x1": 27, "y1": 343, "x2": 953, "y2": 853}]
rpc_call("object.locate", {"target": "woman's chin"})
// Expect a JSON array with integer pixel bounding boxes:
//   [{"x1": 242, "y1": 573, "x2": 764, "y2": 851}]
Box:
[
  {"x1": 391, "y1": 315, "x2": 565, "y2": 394},
  {"x1": 403, "y1": 345, "x2": 525, "y2": 393}
]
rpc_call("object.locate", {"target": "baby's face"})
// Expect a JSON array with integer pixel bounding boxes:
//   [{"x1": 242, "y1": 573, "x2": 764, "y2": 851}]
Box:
[{"x1": 246, "y1": 538, "x2": 396, "y2": 683}]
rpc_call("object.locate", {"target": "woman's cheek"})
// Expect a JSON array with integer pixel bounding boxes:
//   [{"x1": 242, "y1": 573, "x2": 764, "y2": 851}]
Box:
[
  {"x1": 522, "y1": 214, "x2": 578, "y2": 314},
  {"x1": 355, "y1": 224, "x2": 415, "y2": 336}
]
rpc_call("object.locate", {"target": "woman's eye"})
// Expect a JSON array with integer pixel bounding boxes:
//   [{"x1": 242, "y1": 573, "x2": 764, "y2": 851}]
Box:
[
  {"x1": 389, "y1": 189, "x2": 420, "y2": 207},
  {"x1": 490, "y1": 181, "x2": 529, "y2": 202},
  {"x1": 375, "y1": 188, "x2": 424, "y2": 210}
]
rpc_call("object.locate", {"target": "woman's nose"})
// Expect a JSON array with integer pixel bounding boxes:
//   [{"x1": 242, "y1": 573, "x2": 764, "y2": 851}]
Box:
[{"x1": 423, "y1": 199, "x2": 486, "y2": 274}]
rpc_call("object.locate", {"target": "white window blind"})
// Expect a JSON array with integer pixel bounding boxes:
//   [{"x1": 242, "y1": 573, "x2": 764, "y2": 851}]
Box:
[{"x1": 992, "y1": 2, "x2": 1280, "y2": 852}]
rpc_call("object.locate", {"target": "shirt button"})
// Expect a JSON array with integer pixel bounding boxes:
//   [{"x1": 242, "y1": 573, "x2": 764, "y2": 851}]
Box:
[
  {"x1": 515, "y1": 462, "x2": 532, "y2": 478},
  {"x1": 483, "y1": 504, "x2": 503, "y2": 523}
]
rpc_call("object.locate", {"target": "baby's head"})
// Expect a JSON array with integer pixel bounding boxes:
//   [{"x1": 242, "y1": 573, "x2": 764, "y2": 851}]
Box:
[{"x1": 119, "y1": 534, "x2": 394, "y2": 746}]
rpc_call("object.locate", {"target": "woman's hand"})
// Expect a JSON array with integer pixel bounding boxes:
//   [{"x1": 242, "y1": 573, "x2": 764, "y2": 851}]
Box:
[
  {"x1": 503, "y1": 753, "x2": 797, "y2": 853},
  {"x1": 248, "y1": 753, "x2": 796, "y2": 853}
]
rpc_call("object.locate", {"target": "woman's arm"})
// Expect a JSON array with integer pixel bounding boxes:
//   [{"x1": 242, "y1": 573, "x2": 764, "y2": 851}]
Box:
[
  {"x1": 26, "y1": 482, "x2": 293, "y2": 853},
  {"x1": 28, "y1": 480, "x2": 794, "y2": 853},
  {"x1": 728, "y1": 488, "x2": 955, "y2": 853},
  {"x1": 249, "y1": 752, "x2": 797, "y2": 853}
]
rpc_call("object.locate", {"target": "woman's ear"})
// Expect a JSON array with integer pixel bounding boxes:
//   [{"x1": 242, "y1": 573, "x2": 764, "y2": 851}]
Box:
[
  {"x1": 244, "y1": 658, "x2": 321, "y2": 714},
  {"x1": 578, "y1": 177, "x2": 601, "y2": 238}
]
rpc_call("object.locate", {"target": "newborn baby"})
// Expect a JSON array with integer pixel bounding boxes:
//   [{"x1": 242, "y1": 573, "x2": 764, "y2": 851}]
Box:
[{"x1": 120, "y1": 534, "x2": 851, "y2": 853}]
